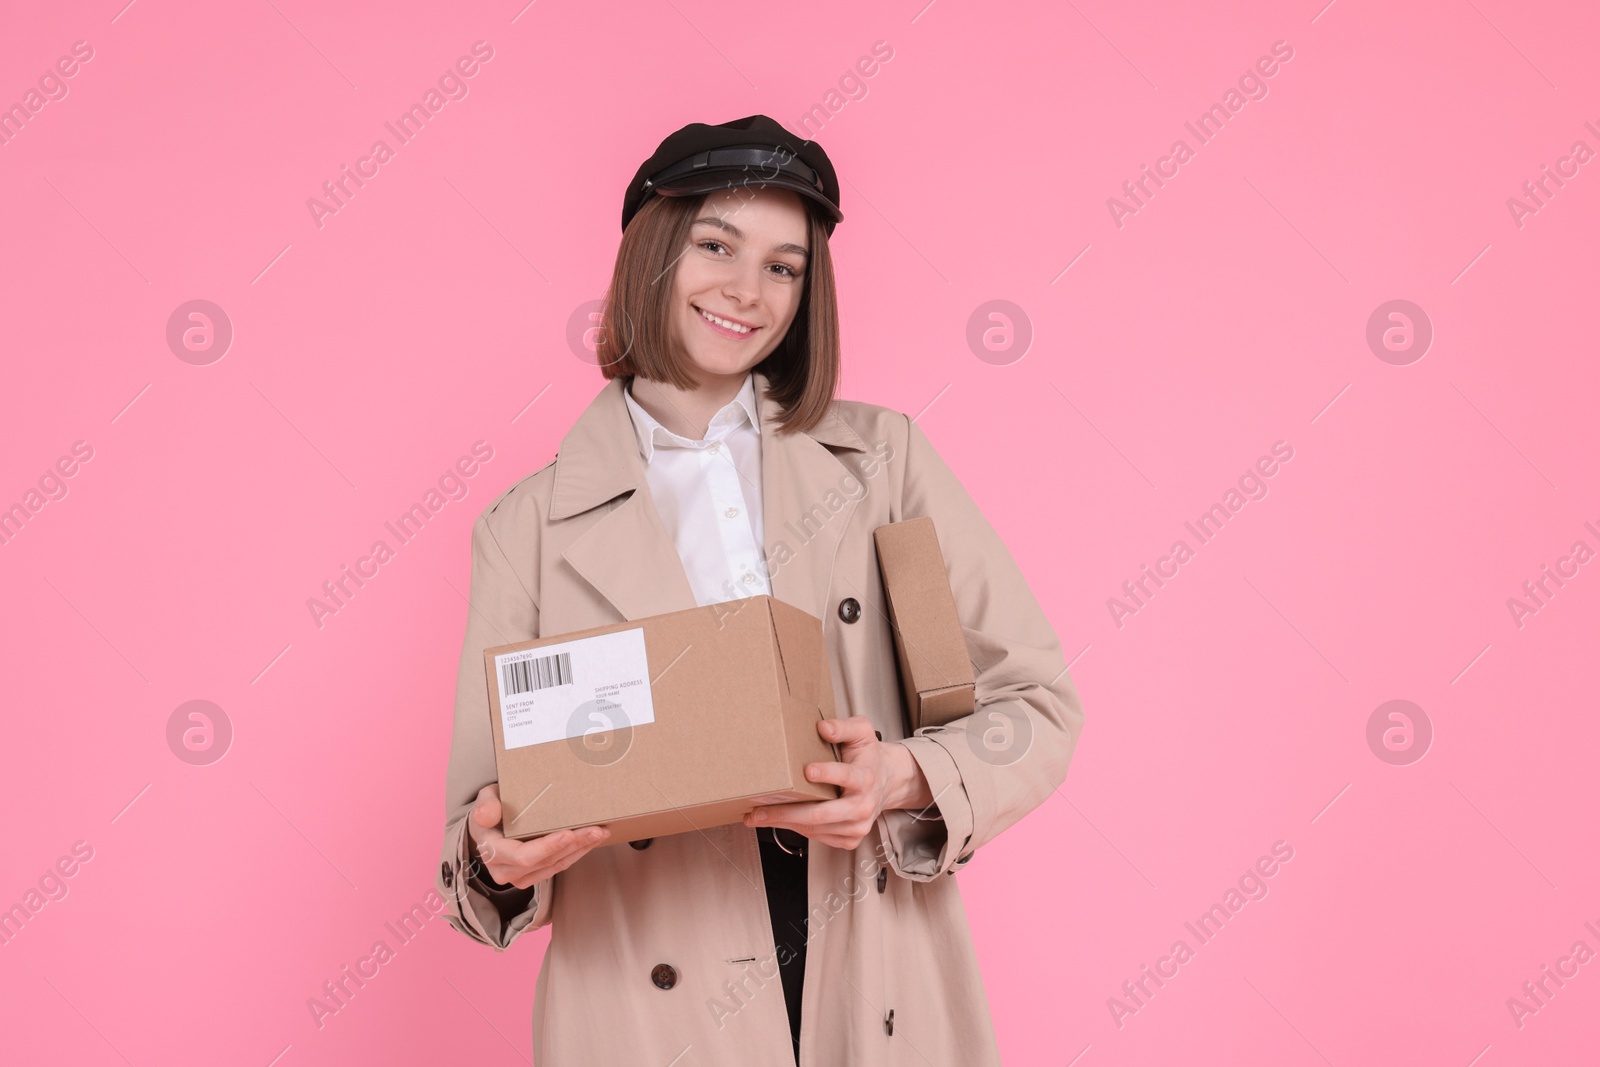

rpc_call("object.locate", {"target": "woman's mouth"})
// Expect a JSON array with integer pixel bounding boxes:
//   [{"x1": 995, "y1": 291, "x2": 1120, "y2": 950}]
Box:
[{"x1": 694, "y1": 305, "x2": 760, "y2": 339}]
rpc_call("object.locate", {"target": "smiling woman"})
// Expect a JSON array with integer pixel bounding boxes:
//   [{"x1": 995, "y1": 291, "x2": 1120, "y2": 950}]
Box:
[
  {"x1": 593, "y1": 137, "x2": 842, "y2": 437},
  {"x1": 618, "y1": 191, "x2": 821, "y2": 417},
  {"x1": 434, "y1": 114, "x2": 1084, "y2": 1067}
]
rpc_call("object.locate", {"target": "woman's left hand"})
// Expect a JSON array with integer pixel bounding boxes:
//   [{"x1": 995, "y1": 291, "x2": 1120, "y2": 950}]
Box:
[{"x1": 742, "y1": 715, "x2": 932, "y2": 850}]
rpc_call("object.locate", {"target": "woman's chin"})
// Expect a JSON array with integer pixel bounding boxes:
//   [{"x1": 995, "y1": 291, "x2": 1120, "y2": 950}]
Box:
[{"x1": 686, "y1": 352, "x2": 759, "y2": 379}]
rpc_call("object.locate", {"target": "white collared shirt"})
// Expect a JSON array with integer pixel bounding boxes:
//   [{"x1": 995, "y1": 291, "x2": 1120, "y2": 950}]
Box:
[{"x1": 622, "y1": 371, "x2": 773, "y2": 607}]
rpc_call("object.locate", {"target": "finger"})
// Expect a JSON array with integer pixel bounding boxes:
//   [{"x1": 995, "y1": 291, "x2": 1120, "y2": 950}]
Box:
[
  {"x1": 804, "y1": 830, "x2": 865, "y2": 851},
  {"x1": 471, "y1": 794, "x2": 504, "y2": 829},
  {"x1": 769, "y1": 818, "x2": 873, "y2": 851},
  {"x1": 481, "y1": 826, "x2": 571, "y2": 876},
  {"x1": 468, "y1": 820, "x2": 504, "y2": 861},
  {"x1": 520, "y1": 828, "x2": 611, "y2": 883},
  {"x1": 818, "y1": 716, "x2": 877, "y2": 748},
  {"x1": 490, "y1": 845, "x2": 572, "y2": 887},
  {"x1": 749, "y1": 796, "x2": 874, "y2": 833},
  {"x1": 744, "y1": 799, "x2": 807, "y2": 823},
  {"x1": 538, "y1": 835, "x2": 609, "y2": 876},
  {"x1": 517, "y1": 826, "x2": 611, "y2": 870},
  {"x1": 804, "y1": 760, "x2": 872, "y2": 793},
  {"x1": 486, "y1": 827, "x2": 607, "y2": 886},
  {"x1": 467, "y1": 806, "x2": 504, "y2": 855}
]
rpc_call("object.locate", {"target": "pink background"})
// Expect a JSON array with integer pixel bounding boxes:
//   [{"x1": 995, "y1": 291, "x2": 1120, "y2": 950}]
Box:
[{"x1": 2, "y1": 1, "x2": 1596, "y2": 1063}]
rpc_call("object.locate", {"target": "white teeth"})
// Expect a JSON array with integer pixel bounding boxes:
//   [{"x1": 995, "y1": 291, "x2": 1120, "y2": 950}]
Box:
[{"x1": 699, "y1": 307, "x2": 752, "y2": 334}]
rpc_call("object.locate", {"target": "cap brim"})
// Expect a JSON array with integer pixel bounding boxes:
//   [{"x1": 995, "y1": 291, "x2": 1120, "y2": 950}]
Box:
[{"x1": 653, "y1": 172, "x2": 843, "y2": 224}]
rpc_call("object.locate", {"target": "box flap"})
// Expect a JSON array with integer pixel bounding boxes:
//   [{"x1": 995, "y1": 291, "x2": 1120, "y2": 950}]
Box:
[{"x1": 767, "y1": 596, "x2": 823, "y2": 707}]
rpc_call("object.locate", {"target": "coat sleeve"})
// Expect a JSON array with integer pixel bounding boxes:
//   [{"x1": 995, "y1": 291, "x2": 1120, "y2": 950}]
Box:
[
  {"x1": 436, "y1": 502, "x2": 556, "y2": 950},
  {"x1": 874, "y1": 414, "x2": 1086, "y2": 881}
]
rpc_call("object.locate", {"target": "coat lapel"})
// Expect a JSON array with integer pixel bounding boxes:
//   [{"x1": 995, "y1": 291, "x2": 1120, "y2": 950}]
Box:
[{"x1": 551, "y1": 369, "x2": 870, "y2": 626}]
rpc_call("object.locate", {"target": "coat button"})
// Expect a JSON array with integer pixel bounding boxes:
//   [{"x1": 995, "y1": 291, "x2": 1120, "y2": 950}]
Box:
[
  {"x1": 838, "y1": 597, "x2": 861, "y2": 623},
  {"x1": 885, "y1": 1007, "x2": 895, "y2": 1035},
  {"x1": 440, "y1": 861, "x2": 453, "y2": 889},
  {"x1": 651, "y1": 963, "x2": 678, "y2": 989},
  {"x1": 876, "y1": 867, "x2": 887, "y2": 894},
  {"x1": 629, "y1": 838, "x2": 653, "y2": 850}
]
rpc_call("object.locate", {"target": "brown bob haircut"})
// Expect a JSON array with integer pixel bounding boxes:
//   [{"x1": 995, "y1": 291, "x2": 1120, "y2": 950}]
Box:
[{"x1": 594, "y1": 187, "x2": 841, "y2": 436}]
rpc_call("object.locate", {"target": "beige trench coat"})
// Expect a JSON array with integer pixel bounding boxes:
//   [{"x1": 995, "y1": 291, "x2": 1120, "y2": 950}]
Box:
[{"x1": 435, "y1": 369, "x2": 1085, "y2": 1065}]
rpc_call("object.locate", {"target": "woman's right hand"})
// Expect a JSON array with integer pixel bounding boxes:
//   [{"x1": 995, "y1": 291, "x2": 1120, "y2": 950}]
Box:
[{"x1": 466, "y1": 783, "x2": 612, "y2": 889}]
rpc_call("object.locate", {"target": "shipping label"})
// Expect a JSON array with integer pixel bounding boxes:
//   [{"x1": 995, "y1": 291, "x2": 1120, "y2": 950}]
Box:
[{"x1": 493, "y1": 628, "x2": 655, "y2": 750}]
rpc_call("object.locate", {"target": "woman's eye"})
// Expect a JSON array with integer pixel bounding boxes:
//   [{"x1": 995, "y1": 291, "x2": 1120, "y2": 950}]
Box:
[{"x1": 696, "y1": 239, "x2": 798, "y2": 279}]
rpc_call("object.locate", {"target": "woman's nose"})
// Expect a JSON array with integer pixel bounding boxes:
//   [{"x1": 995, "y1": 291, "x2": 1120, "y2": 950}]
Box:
[{"x1": 720, "y1": 263, "x2": 762, "y2": 305}]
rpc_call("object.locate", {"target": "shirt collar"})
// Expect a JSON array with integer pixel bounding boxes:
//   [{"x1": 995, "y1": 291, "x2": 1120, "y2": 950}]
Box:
[{"x1": 622, "y1": 370, "x2": 759, "y2": 463}]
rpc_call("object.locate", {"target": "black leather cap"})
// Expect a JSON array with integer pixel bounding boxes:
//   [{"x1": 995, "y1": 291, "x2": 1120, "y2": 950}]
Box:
[{"x1": 622, "y1": 114, "x2": 843, "y2": 235}]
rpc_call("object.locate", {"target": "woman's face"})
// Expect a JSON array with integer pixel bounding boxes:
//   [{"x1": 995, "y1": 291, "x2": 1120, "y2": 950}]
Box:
[{"x1": 667, "y1": 185, "x2": 810, "y2": 387}]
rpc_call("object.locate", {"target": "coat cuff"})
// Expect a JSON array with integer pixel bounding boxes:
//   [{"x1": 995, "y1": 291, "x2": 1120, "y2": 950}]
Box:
[
  {"x1": 874, "y1": 735, "x2": 976, "y2": 881},
  {"x1": 437, "y1": 817, "x2": 553, "y2": 950}
]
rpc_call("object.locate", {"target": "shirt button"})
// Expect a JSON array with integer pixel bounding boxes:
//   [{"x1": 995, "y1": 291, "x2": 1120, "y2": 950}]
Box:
[
  {"x1": 742, "y1": 573, "x2": 756, "y2": 585},
  {"x1": 629, "y1": 838, "x2": 653, "y2": 850},
  {"x1": 708, "y1": 442, "x2": 721, "y2": 454},
  {"x1": 838, "y1": 597, "x2": 861, "y2": 623},
  {"x1": 651, "y1": 963, "x2": 679, "y2": 990},
  {"x1": 724, "y1": 507, "x2": 739, "y2": 518},
  {"x1": 876, "y1": 867, "x2": 887, "y2": 894},
  {"x1": 440, "y1": 861, "x2": 454, "y2": 889}
]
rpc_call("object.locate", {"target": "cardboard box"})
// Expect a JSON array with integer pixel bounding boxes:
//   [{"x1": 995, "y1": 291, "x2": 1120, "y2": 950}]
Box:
[
  {"x1": 874, "y1": 516, "x2": 976, "y2": 733},
  {"x1": 482, "y1": 595, "x2": 841, "y2": 842}
]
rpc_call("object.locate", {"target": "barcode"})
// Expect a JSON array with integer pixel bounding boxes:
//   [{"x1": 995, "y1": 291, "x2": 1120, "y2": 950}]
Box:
[{"x1": 501, "y1": 652, "x2": 573, "y2": 696}]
